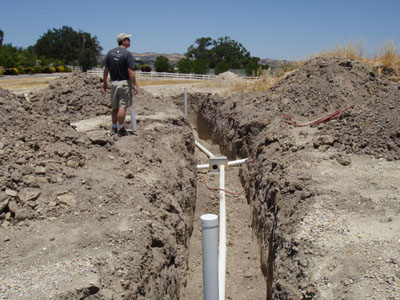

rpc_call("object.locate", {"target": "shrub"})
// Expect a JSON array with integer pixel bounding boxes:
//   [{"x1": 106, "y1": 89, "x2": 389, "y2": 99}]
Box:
[
  {"x1": 33, "y1": 66, "x2": 42, "y2": 74},
  {"x1": 64, "y1": 66, "x2": 72, "y2": 72},
  {"x1": 25, "y1": 67, "x2": 35, "y2": 74},
  {"x1": 57, "y1": 66, "x2": 65, "y2": 72},
  {"x1": 5, "y1": 68, "x2": 19, "y2": 75},
  {"x1": 154, "y1": 56, "x2": 171, "y2": 72},
  {"x1": 0, "y1": 68, "x2": 4, "y2": 76},
  {"x1": 49, "y1": 66, "x2": 56, "y2": 73},
  {"x1": 16, "y1": 66, "x2": 25, "y2": 74},
  {"x1": 52, "y1": 59, "x2": 64, "y2": 67},
  {"x1": 41, "y1": 66, "x2": 54, "y2": 73},
  {"x1": 245, "y1": 61, "x2": 262, "y2": 76},
  {"x1": 140, "y1": 65, "x2": 152, "y2": 72}
]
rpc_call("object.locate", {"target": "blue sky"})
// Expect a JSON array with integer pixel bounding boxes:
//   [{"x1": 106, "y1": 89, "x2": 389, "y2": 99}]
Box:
[{"x1": 1, "y1": 0, "x2": 399, "y2": 60}]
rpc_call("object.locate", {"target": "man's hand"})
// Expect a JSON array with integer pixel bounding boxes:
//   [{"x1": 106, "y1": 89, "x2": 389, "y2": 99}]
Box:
[
  {"x1": 102, "y1": 82, "x2": 108, "y2": 92},
  {"x1": 133, "y1": 85, "x2": 138, "y2": 95}
]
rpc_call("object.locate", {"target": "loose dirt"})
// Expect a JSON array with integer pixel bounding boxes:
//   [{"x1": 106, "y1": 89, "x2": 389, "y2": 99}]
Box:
[
  {"x1": 0, "y1": 74, "x2": 197, "y2": 299},
  {"x1": 1, "y1": 56, "x2": 400, "y2": 300},
  {"x1": 188, "y1": 56, "x2": 400, "y2": 300}
]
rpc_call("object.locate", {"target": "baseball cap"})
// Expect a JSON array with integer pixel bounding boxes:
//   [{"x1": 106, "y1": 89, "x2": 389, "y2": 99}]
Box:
[{"x1": 117, "y1": 33, "x2": 132, "y2": 43}]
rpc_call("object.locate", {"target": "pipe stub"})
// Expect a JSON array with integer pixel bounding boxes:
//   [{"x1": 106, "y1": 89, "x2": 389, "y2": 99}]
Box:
[{"x1": 200, "y1": 214, "x2": 218, "y2": 228}]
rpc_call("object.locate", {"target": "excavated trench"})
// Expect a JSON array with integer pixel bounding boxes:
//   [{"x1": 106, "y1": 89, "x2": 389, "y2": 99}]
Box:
[
  {"x1": 181, "y1": 97, "x2": 280, "y2": 299},
  {"x1": 182, "y1": 92, "x2": 317, "y2": 300}
]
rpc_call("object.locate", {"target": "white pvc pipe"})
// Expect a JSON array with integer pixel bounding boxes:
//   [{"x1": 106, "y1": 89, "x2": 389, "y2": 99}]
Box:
[
  {"x1": 197, "y1": 163, "x2": 209, "y2": 169},
  {"x1": 218, "y1": 165, "x2": 226, "y2": 300},
  {"x1": 130, "y1": 109, "x2": 136, "y2": 131},
  {"x1": 195, "y1": 140, "x2": 215, "y2": 158},
  {"x1": 201, "y1": 214, "x2": 219, "y2": 300},
  {"x1": 184, "y1": 88, "x2": 188, "y2": 116},
  {"x1": 227, "y1": 158, "x2": 248, "y2": 167},
  {"x1": 197, "y1": 158, "x2": 248, "y2": 170}
]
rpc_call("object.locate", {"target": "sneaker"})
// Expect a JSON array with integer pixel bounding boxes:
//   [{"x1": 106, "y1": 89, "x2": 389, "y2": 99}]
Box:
[
  {"x1": 118, "y1": 127, "x2": 128, "y2": 137},
  {"x1": 109, "y1": 127, "x2": 118, "y2": 136}
]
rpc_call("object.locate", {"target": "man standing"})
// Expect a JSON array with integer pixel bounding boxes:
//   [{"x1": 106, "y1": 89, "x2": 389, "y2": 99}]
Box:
[{"x1": 103, "y1": 33, "x2": 138, "y2": 136}]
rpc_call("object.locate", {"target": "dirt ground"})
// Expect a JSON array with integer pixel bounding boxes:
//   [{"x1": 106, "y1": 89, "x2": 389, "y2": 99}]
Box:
[{"x1": 1, "y1": 57, "x2": 400, "y2": 300}]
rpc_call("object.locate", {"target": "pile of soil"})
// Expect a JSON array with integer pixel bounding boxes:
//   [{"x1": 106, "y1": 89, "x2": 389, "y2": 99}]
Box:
[
  {"x1": 192, "y1": 56, "x2": 400, "y2": 161},
  {"x1": 189, "y1": 56, "x2": 400, "y2": 299},
  {"x1": 215, "y1": 71, "x2": 242, "y2": 83},
  {"x1": 0, "y1": 73, "x2": 197, "y2": 299}
]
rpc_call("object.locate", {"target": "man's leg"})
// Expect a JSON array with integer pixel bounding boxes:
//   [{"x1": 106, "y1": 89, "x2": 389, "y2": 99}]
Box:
[
  {"x1": 112, "y1": 108, "x2": 118, "y2": 125},
  {"x1": 117, "y1": 107, "x2": 126, "y2": 125}
]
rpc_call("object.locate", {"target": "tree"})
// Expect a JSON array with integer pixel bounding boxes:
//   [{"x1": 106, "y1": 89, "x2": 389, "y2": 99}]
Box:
[
  {"x1": 0, "y1": 29, "x2": 4, "y2": 46},
  {"x1": 215, "y1": 61, "x2": 230, "y2": 75},
  {"x1": 177, "y1": 58, "x2": 192, "y2": 73},
  {"x1": 154, "y1": 55, "x2": 172, "y2": 72},
  {"x1": 185, "y1": 37, "x2": 213, "y2": 61},
  {"x1": 245, "y1": 61, "x2": 261, "y2": 76},
  {"x1": 34, "y1": 26, "x2": 102, "y2": 69},
  {"x1": 185, "y1": 36, "x2": 260, "y2": 71},
  {"x1": 192, "y1": 59, "x2": 209, "y2": 74},
  {"x1": 0, "y1": 44, "x2": 19, "y2": 68}
]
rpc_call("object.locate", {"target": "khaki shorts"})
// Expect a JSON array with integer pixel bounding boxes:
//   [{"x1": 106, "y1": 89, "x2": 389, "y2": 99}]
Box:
[{"x1": 110, "y1": 80, "x2": 133, "y2": 109}]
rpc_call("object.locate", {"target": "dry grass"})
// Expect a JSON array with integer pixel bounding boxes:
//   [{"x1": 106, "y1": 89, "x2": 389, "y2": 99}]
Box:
[
  {"x1": 230, "y1": 72, "x2": 277, "y2": 93},
  {"x1": 230, "y1": 61, "x2": 303, "y2": 93},
  {"x1": 319, "y1": 39, "x2": 400, "y2": 77},
  {"x1": 0, "y1": 76, "x2": 199, "y2": 92},
  {"x1": 0, "y1": 77, "x2": 55, "y2": 90}
]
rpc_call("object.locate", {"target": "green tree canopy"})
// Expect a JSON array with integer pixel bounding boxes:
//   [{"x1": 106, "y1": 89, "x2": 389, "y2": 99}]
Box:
[
  {"x1": 185, "y1": 36, "x2": 260, "y2": 74},
  {"x1": 192, "y1": 59, "x2": 209, "y2": 74},
  {"x1": 0, "y1": 44, "x2": 19, "y2": 68},
  {"x1": 0, "y1": 29, "x2": 4, "y2": 46},
  {"x1": 245, "y1": 61, "x2": 262, "y2": 76},
  {"x1": 34, "y1": 26, "x2": 102, "y2": 71},
  {"x1": 186, "y1": 37, "x2": 213, "y2": 62},
  {"x1": 177, "y1": 58, "x2": 192, "y2": 73},
  {"x1": 154, "y1": 55, "x2": 172, "y2": 72},
  {"x1": 0, "y1": 43, "x2": 37, "y2": 69},
  {"x1": 215, "y1": 61, "x2": 230, "y2": 75}
]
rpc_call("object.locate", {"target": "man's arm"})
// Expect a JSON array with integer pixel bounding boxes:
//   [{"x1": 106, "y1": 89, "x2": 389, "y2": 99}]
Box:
[
  {"x1": 102, "y1": 66, "x2": 109, "y2": 92},
  {"x1": 128, "y1": 68, "x2": 138, "y2": 95}
]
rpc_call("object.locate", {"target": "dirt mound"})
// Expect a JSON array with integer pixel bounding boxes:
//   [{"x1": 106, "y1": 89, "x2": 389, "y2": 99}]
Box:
[
  {"x1": 215, "y1": 71, "x2": 242, "y2": 83},
  {"x1": 0, "y1": 73, "x2": 197, "y2": 299},
  {"x1": 271, "y1": 57, "x2": 400, "y2": 160},
  {"x1": 192, "y1": 56, "x2": 400, "y2": 161}
]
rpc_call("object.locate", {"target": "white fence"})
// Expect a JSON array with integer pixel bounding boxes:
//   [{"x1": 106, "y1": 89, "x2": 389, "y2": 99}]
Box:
[{"x1": 87, "y1": 69, "x2": 258, "y2": 80}]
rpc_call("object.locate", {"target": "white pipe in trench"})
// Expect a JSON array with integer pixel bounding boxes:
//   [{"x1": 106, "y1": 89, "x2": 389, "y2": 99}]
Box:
[
  {"x1": 195, "y1": 140, "x2": 215, "y2": 158},
  {"x1": 218, "y1": 165, "x2": 226, "y2": 300}
]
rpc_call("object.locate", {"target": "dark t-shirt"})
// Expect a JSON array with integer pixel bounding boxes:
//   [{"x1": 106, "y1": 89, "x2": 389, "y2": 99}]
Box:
[{"x1": 105, "y1": 47, "x2": 135, "y2": 81}]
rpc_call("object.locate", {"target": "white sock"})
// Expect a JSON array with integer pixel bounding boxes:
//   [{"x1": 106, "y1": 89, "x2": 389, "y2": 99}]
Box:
[{"x1": 112, "y1": 124, "x2": 117, "y2": 129}]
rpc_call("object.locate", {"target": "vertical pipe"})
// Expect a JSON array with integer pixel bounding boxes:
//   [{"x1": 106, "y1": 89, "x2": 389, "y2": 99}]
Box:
[
  {"x1": 218, "y1": 165, "x2": 226, "y2": 300},
  {"x1": 201, "y1": 214, "x2": 219, "y2": 300},
  {"x1": 130, "y1": 109, "x2": 136, "y2": 131},
  {"x1": 184, "y1": 88, "x2": 188, "y2": 116}
]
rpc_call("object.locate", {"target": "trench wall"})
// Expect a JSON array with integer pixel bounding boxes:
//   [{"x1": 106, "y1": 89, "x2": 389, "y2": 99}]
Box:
[{"x1": 190, "y1": 93, "x2": 316, "y2": 299}]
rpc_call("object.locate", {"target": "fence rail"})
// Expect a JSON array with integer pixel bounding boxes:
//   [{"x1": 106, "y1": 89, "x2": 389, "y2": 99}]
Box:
[{"x1": 87, "y1": 69, "x2": 258, "y2": 81}]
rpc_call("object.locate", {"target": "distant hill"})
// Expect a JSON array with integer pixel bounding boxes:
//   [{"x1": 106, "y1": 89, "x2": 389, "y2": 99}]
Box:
[
  {"x1": 100, "y1": 51, "x2": 290, "y2": 67},
  {"x1": 259, "y1": 58, "x2": 292, "y2": 67},
  {"x1": 132, "y1": 52, "x2": 185, "y2": 63}
]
